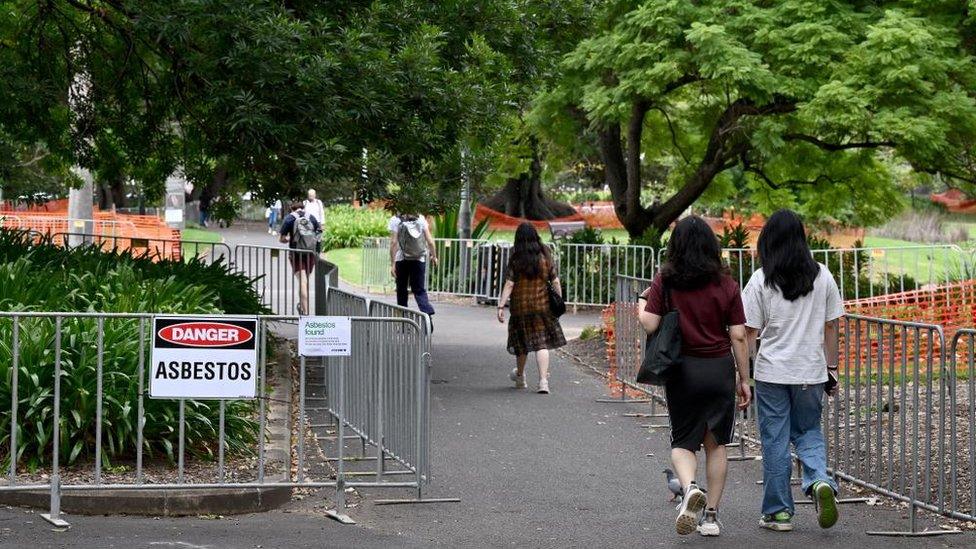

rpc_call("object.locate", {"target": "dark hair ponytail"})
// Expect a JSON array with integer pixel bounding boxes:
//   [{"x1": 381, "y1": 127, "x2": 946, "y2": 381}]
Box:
[{"x1": 757, "y1": 209, "x2": 820, "y2": 301}]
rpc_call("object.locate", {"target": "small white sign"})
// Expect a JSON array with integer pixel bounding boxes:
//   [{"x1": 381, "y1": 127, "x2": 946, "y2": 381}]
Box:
[
  {"x1": 164, "y1": 209, "x2": 184, "y2": 223},
  {"x1": 150, "y1": 316, "x2": 258, "y2": 399},
  {"x1": 299, "y1": 316, "x2": 352, "y2": 357}
]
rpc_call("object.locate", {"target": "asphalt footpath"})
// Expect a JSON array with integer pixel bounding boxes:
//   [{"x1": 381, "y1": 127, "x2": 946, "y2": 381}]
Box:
[{"x1": 2, "y1": 224, "x2": 973, "y2": 547}]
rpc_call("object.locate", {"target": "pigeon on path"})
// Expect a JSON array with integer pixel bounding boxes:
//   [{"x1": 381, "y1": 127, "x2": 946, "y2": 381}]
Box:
[{"x1": 663, "y1": 468, "x2": 683, "y2": 501}]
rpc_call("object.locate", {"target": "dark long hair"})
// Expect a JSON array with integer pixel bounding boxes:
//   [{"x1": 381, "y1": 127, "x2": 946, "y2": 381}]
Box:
[
  {"x1": 758, "y1": 209, "x2": 819, "y2": 301},
  {"x1": 509, "y1": 222, "x2": 551, "y2": 280},
  {"x1": 659, "y1": 216, "x2": 726, "y2": 290}
]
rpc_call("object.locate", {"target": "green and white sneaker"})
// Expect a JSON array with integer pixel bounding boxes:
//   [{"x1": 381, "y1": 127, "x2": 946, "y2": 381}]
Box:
[
  {"x1": 759, "y1": 511, "x2": 794, "y2": 532},
  {"x1": 812, "y1": 481, "x2": 839, "y2": 529}
]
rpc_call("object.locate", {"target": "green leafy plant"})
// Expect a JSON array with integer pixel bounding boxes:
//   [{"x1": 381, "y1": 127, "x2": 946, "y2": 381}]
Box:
[
  {"x1": 431, "y1": 208, "x2": 493, "y2": 240},
  {"x1": 321, "y1": 205, "x2": 390, "y2": 251},
  {"x1": 0, "y1": 230, "x2": 264, "y2": 470},
  {"x1": 719, "y1": 223, "x2": 750, "y2": 249}
]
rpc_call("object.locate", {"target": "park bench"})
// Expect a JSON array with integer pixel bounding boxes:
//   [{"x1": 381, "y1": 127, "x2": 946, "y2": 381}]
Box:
[{"x1": 548, "y1": 221, "x2": 586, "y2": 241}]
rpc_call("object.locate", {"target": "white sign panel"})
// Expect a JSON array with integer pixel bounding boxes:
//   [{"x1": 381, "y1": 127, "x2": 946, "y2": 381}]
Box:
[
  {"x1": 150, "y1": 316, "x2": 258, "y2": 399},
  {"x1": 299, "y1": 316, "x2": 352, "y2": 357}
]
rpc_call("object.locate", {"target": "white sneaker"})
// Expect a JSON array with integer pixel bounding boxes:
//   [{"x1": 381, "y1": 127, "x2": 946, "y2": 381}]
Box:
[
  {"x1": 509, "y1": 368, "x2": 526, "y2": 389},
  {"x1": 698, "y1": 509, "x2": 721, "y2": 536},
  {"x1": 537, "y1": 378, "x2": 549, "y2": 394},
  {"x1": 676, "y1": 483, "x2": 706, "y2": 535}
]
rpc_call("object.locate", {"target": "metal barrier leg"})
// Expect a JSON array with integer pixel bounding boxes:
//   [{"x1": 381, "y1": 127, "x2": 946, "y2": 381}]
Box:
[
  {"x1": 326, "y1": 362, "x2": 355, "y2": 525},
  {"x1": 41, "y1": 473, "x2": 69, "y2": 528},
  {"x1": 867, "y1": 490, "x2": 962, "y2": 537}
]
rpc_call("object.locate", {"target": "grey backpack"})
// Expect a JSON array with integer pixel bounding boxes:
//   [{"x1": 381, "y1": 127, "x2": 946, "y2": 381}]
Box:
[
  {"x1": 294, "y1": 214, "x2": 318, "y2": 251},
  {"x1": 397, "y1": 217, "x2": 427, "y2": 260}
]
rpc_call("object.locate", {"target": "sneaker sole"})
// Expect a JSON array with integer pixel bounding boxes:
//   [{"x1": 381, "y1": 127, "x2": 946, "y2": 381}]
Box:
[
  {"x1": 697, "y1": 525, "x2": 720, "y2": 537},
  {"x1": 815, "y1": 483, "x2": 838, "y2": 528},
  {"x1": 759, "y1": 521, "x2": 793, "y2": 532},
  {"x1": 676, "y1": 490, "x2": 706, "y2": 535}
]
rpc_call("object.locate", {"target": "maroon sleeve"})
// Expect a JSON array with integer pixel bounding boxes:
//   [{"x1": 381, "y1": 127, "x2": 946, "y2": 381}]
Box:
[
  {"x1": 642, "y1": 275, "x2": 665, "y2": 315},
  {"x1": 725, "y1": 277, "x2": 746, "y2": 326}
]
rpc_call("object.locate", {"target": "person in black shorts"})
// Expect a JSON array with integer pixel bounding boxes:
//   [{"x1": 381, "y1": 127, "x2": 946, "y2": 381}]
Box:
[
  {"x1": 279, "y1": 202, "x2": 321, "y2": 315},
  {"x1": 638, "y1": 216, "x2": 752, "y2": 537}
]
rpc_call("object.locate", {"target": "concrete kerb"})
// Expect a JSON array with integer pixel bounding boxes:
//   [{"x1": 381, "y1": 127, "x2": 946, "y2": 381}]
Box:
[{"x1": 0, "y1": 339, "x2": 295, "y2": 517}]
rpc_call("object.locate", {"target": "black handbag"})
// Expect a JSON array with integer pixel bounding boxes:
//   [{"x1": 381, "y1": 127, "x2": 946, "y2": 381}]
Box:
[
  {"x1": 636, "y1": 283, "x2": 681, "y2": 385},
  {"x1": 548, "y1": 280, "x2": 566, "y2": 317}
]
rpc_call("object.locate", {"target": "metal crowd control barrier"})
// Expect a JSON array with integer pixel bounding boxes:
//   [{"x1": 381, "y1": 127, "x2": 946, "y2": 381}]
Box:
[
  {"x1": 609, "y1": 276, "x2": 976, "y2": 529},
  {"x1": 367, "y1": 238, "x2": 971, "y2": 306},
  {"x1": 233, "y1": 244, "x2": 318, "y2": 316},
  {"x1": 52, "y1": 231, "x2": 232, "y2": 264},
  {"x1": 0, "y1": 311, "x2": 436, "y2": 527}
]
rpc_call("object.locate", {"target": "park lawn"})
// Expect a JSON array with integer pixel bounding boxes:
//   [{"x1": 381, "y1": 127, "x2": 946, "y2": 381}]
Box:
[
  {"x1": 325, "y1": 248, "x2": 363, "y2": 286},
  {"x1": 182, "y1": 227, "x2": 223, "y2": 243},
  {"x1": 860, "y1": 235, "x2": 968, "y2": 284},
  {"x1": 181, "y1": 227, "x2": 224, "y2": 261}
]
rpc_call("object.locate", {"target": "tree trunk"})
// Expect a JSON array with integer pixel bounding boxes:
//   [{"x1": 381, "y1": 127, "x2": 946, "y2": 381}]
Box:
[
  {"x1": 598, "y1": 98, "x2": 763, "y2": 238},
  {"x1": 195, "y1": 166, "x2": 229, "y2": 213},
  {"x1": 109, "y1": 176, "x2": 126, "y2": 209},
  {"x1": 483, "y1": 141, "x2": 575, "y2": 220}
]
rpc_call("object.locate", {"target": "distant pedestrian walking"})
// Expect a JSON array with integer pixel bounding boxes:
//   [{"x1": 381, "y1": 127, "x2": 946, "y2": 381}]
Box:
[
  {"x1": 638, "y1": 216, "x2": 751, "y2": 537},
  {"x1": 742, "y1": 209, "x2": 842, "y2": 533},
  {"x1": 388, "y1": 212, "x2": 437, "y2": 318},
  {"x1": 267, "y1": 199, "x2": 282, "y2": 235},
  {"x1": 279, "y1": 202, "x2": 321, "y2": 315},
  {"x1": 496, "y1": 222, "x2": 566, "y2": 394},
  {"x1": 303, "y1": 189, "x2": 325, "y2": 235}
]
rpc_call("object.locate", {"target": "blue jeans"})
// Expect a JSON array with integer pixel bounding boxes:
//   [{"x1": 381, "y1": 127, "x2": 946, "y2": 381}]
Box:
[
  {"x1": 395, "y1": 260, "x2": 435, "y2": 315},
  {"x1": 756, "y1": 381, "x2": 837, "y2": 516},
  {"x1": 268, "y1": 209, "x2": 279, "y2": 230}
]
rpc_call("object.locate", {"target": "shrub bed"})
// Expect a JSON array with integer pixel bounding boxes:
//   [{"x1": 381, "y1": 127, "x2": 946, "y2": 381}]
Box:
[
  {"x1": 321, "y1": 205, "x2": 389, "y2": 251},
  {"x1": 0, "y1": 230, "x2": 265, "y2": 470}
]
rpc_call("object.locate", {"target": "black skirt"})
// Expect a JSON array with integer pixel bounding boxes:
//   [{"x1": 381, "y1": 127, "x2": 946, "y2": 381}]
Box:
[{"x1": 664, "y1": 354, "x2": 736, "y2": 451}]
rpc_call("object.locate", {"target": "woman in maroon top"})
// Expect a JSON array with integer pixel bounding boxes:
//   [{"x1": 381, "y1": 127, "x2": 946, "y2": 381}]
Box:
[{"x1": 639, "y1": 216, "x2": 751, "y2": 537}]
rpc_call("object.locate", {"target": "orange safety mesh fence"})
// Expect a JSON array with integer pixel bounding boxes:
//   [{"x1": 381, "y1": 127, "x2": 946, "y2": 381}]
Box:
[
  {"x1": 843, "y1": 281, "x2": 976, "y2": 373},
  {"x1": 1, "y1": 206, "x2": 181, "y2": 261},
  {"x1": 474, "y1": 203, "x2": 585, "y2": 231}
]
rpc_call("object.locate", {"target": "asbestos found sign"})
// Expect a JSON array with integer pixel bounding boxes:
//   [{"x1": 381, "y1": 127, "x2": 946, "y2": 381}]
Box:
[
  {"x1": 298, "y1": 316, "x2": 352, "y2": 357},
  {"x1": 150, "y1": 316, "x2": 258, "y2": 399}
]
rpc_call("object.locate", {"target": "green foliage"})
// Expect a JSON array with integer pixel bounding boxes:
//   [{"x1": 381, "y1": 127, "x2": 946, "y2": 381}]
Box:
[
  {"x1": 431, "y1": 208, "x2": 493, "y2": 240},
  {"x1": 579, "y1": 325, "x2": 603, "y2": 341},
  {"x1": 321, "y1": 206, "x2": 390, "y2": 252},
  {"x1": 719, "y1": 223, "x2": 750, "y2": 249},
  {"x1": 630, "y1": 226, "x2": 667, "y2": 249},
  {"x1": 0, "y1": 230, "x2": 264, "y2": 469},
  {"x1": 536, "y1": 0, "x2": 976, "y2": 232},
  {"x1": 568, "y1": 226, "x2": 604, "y2": 245}
]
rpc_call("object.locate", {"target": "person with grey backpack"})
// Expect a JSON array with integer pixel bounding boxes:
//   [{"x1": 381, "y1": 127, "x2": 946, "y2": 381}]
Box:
[
  {"x1": 280, "y1": 202, "x2": 321, "y2": 315},
  {"x1": 388, "y1": 213, "x2": 437, "y2": 318}
]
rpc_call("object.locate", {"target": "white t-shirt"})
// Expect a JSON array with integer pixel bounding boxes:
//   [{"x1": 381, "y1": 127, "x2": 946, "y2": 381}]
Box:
[
  {"x1": 388, "y1": 215, "x2": 429, "y2": 262},
  {"x1": 304, "y1": 199, "x2": 325, "y2": 226},
  {"x1": 742, "y1": 263, "x2": 845, "y2": 384}
]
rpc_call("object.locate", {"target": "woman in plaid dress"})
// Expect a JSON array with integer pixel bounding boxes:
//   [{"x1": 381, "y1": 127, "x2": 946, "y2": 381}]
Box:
[{"x1": 496, "y1": 222, "x2": 566, "y2": 394}]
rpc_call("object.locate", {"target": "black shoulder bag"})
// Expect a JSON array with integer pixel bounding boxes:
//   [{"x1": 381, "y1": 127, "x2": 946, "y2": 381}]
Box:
[
  {"x1": 636, "y1": 283, "x2": 681, "y2": 385},
  {"x1": 547, "y1": 265, "x2": 566, "y2": 318}
]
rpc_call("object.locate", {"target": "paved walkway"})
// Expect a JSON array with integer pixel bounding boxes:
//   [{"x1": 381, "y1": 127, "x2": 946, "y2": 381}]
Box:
[{"x1": 3, "y1": 225, "x2": 973, "y2": 547}]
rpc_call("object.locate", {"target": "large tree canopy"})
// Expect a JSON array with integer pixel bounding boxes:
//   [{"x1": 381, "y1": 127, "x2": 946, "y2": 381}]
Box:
[
  {"x1": 534, "y1": 1, "x2": 976, "y2": 237},
  {"x1": 0, "y1": 1, "x2": 557, "y2": 212}
]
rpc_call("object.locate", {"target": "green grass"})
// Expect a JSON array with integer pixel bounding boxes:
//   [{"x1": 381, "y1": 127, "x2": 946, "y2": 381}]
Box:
[
  {"x1": 182, "y1": 227, "x2": 222, "y2": 243},
  {"x1": 860, "y1": 236, "x2": 968, "y2": 283},
  {"x1": 181, "y1": 227, "x2": 223, "y2": 261},
  {"x1": 325, "y1": 248, "x2": 364, "y2": 286}
]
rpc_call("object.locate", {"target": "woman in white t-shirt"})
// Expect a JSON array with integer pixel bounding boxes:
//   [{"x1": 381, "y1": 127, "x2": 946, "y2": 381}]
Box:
[{"x1": 741, "y1": 209, "x2": 843, "y2": 533}]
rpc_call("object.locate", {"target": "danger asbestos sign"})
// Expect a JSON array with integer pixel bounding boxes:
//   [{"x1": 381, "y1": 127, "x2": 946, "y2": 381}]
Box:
[{"x1": 150, "y1": 316, "x2": 258, "y2": 399}]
